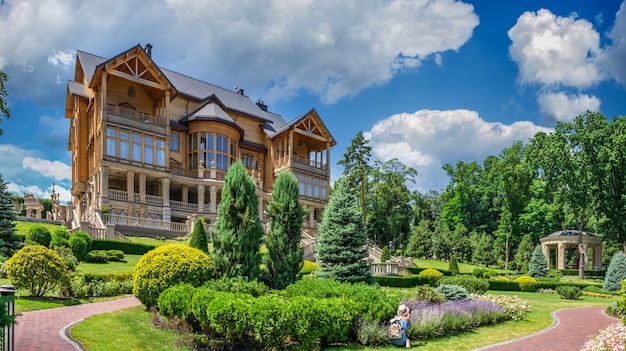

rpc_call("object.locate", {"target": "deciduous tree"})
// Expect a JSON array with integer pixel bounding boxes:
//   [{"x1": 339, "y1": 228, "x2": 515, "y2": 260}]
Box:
[{"x1": 0, "y1": 69, "x2": 10, "y2": 136}]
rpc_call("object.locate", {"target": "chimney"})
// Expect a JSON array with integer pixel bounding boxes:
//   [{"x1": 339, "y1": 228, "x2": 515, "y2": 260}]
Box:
[
  {"x1": 144, "y1": 43, "x2": 153, "y2": 58},
  {"x1": 237, "y1": 89, "x2": 245, "y2": 96},
  {"x1": 256, "y1": 100, "x2": 268, "y2": 111}
]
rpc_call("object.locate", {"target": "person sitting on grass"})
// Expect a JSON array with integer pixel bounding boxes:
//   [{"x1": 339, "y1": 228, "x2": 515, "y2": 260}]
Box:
[{"x1": 390, "y1": 304, "x2": 411, "y2": 348}]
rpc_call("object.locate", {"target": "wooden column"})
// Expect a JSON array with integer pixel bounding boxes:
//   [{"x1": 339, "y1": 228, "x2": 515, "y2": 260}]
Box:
[
  {"x1": 288, "y1": 130, "x2": 293, "y2": 168},
  {"x1": 325, "y1": 142, "x2": 331, "y2": 177}
]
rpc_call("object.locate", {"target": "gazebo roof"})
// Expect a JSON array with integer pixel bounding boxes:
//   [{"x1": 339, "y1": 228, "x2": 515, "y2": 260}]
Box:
[{"x1": 545, "y1": 230, "x2": 597, "y2": 238}]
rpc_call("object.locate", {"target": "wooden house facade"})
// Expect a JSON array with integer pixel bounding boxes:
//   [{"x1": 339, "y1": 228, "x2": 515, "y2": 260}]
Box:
[{"x1": 65, "y1": 44, "x2": 335, "y2": 235}]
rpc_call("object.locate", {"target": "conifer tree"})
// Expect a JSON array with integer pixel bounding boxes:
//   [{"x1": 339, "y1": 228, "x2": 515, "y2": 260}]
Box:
[
  {"x1": 449, "y1": 255, "x2": 459, "y2": 276},
  {"x1": 263, "y1": 172, "x2": 306, "y2": 289},
  {"x1": 315, "y1": 178, "x2": 371, "y2": 284},
  {"x1": 527, "y1": 245, "x2": 547, "y2": 277},
  {"x1": 603, "y1": 251, "x2": 626, "y2": 291},
  {"x1": 211, "y1": 162, "x2": 262, "y2": 280},
  {"x1": 0, "y1": 174, "x2": 22, "y2": 257},
  {"x1": 189, "y1": 217, "x2": 209, "y2": 254}
]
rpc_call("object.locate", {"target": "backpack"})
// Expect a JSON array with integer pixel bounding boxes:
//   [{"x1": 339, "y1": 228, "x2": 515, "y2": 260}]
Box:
[{"x1": 387, "y1": 319, "x2": 403, "y2": 340}]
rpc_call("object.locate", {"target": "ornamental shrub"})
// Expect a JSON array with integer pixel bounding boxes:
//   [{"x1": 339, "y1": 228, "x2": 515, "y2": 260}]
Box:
[
  {"x1": 449, "y1": 255, "x2": 459, "y2": 276},
  {"x1": 189, "y1": 217, "x2": 209, "y2": 254},
  {"x1": 203, "y1": 276, "x2": 269, "y2": 297},
  {"x1": 26, "y1": 225, "x2": 51, "y2": 247},
  {"x1": 402, "y1": 285, "x2": 445, "y2": 305},
  {"x1": 106, "y1": 250, "x2": 125, "y2": 261},
  {"x1": 5, "y1": 245, "x2": 68, "y2": 296},
  {"x1": 514, "y1": 276, "x2": 538, "y2": 292},
  {"x1": 72, "y1": 231, "x2": 93, "y2": 252},
  {"x1": 158, "y1": 283, "x2": 198, "y2": 320},
  {"x1": 53, "y1": 228, "x2": 70, "y2": 240},
  {"x1": 53, "y1": 246, "x2": 78, "y2": 271},
  {"x1": 356, "y1": 318, "x2": 389, "y2": 346},
  {"x1": 440, "y1": 276, "x2": 489, "y2": 294},
  {"x1": 380, "y1": 246, "x2": 391, "y2": 262},
  {"x1": 91, "y1": 239, "x2": 156, "y2": 254},
  {"x1": 581, "y1": 322, "x2": 626, "y2": 351},
  {"x1": 299, "y1": 260, "x2": 320, "y2": 277},
  {"x1": 69, "y1": 235, "x2": 88, "y2": 261},
  {"x1": 86, "y1": 250, "x2": 108, "y2": 263},
  {"x1": 603, "y1": 251, "x2": 626, "y2": 291},
  {"x1": 132, "y1": 244, "x2": 212, "y2": 308},
  {"x1": 435, "y1": 284, "x2": 469, "y2": 301},
  {"x1": 556, "y1": 285, "x2": 581, "y2": 300},
  {"x1": 527, "y1": 245, "x2": 547, "y2": 277},
  {"x1": 419, "y1": 268, "x2": 444, "y2": 286},
  {"x1": 49, "y1": 235, "x2": 70, "y2": 249}
]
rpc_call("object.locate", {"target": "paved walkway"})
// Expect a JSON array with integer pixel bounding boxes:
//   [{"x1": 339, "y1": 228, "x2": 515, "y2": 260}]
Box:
[
  {"x1": 473, "y1": 306, "x2": 619, "y2": 351},
  {"x1": 14, "y1": 296, "x2": 142, "y2": 351}
]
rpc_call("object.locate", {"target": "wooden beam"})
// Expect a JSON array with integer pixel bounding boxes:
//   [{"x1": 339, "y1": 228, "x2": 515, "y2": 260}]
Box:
[
  {"x1": 294, "y1": 128, "x2": 326, "y2": 141},
  {"x1": 107, "y1": 69, "x2": 167, "y2": 90}
]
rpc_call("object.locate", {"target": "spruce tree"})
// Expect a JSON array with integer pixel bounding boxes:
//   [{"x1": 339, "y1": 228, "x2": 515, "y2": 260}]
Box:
[
  {"x1": 315, "y1": 178, "x2": 371, "y2": 284},
  {"x1": 0, "y1": 174, "x2": 22, "y2": 257},
  {"x1": 527, "y1": 245, "x2": 547, "y2": 277},
  {"x1": 189, "y1": 217, "x2": 209, "y2": 254},
  {"x1": 263, "y1": 172, "x2": 306, "y2": 289},
  {"x1": 380, "y1": 245, "x2": 390, "y2": 262},
  {"x1": 603, "y1": 251, "x2": 626, "y2": 291},
  {"x1": 211, "y1": 162, "x2": 262, "y2": 280}
]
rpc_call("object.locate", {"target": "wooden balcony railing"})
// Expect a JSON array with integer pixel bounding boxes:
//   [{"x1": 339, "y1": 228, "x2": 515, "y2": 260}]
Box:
[
  {"x1": 293, "y1": 155, "x2": 327, "y2": 170},
  {"x1": 107, "y1": 104, "x2": 166, "y2": 127}
]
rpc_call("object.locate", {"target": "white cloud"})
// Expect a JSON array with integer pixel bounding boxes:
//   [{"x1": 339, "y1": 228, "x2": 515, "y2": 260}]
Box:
[
  {"x1": 22, "y1": 157, "x2": 71, "y2": 181},
  {"x1": 6, "y1": 182, "x2": 72, "y2": 203},
  {"x1": 601, "y1": 1, "x2": 626, "y2": 85},
  {"x1": 0, "y1": 0, "x2": 479, "y2": 105},
  {"x1": 537, "y1": 92, "x2": 601, "y2": 122},
  {"x1": 47, "y1": 49, "x2": 75, "y2": 69},
  {"x1": 364, "y1": 109, "x2": 552, "y2": 192},
  {"x1": 508, "y1": 8, "x2": 602, "y2": 88}
]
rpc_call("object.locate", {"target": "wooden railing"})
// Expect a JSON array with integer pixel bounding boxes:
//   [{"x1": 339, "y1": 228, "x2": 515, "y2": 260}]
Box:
[
  {"x1": 101, "y1": 214, "x2": 188, "y2": 232},
  {"x1": 293, "y1": 155, "x2": 327, "y2": 170},
  {"x1": 107, "y1": 104, "x2": 166, "y2": 127}
]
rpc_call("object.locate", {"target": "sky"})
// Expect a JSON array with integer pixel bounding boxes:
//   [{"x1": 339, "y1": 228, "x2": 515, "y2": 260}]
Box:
[{"x1": 0, "y1": 0, "x2": 625, "y2": 203}]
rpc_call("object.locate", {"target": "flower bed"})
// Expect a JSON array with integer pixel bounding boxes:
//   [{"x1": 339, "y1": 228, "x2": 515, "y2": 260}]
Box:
[
  {"x1": 471, "y1": 294, "x2": 532, "y2": 321},
  {"x1": 581, "y1": 322, "x2": 626, "y2": 351}
]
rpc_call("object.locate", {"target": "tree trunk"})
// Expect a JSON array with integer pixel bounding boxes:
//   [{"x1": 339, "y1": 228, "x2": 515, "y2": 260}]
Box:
[
  {"x1": 577, "y1": 220, "x2": 585, "y2": 280},
  {"x1": 505, "y1": 239, "x2": 509, "y2": 270}
]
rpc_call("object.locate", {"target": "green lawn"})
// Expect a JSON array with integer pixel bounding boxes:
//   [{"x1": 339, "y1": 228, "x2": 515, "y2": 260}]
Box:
[
  {"x1": 127, "y1": 236, "x2": 189, "y2": 247},
  {"x1": 13, "y1": 220, "x2": 65, "y2": 236},
  {"x1": 74, "y1": 254, "x2": 143, "y2": 275},
  {"x1": 413, "y1": 258, "x2": 514, "y2": 275}
]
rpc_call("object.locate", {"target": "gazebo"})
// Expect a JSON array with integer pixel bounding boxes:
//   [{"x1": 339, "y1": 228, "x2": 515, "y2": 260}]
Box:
[{"x1": 539, "y1": 230, "x2": 602, "y2": 270}]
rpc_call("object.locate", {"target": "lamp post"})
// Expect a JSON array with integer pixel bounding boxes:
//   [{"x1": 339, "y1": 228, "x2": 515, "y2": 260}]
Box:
[{"x1": 0, "y1": 285, "x2": 16, "y2": 351}]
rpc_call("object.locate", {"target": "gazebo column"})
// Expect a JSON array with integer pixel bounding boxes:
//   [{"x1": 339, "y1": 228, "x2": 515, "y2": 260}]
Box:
[
  {"x1": 592, "y1": 244, "x2": 603, "y2": 270},
  {"x1": 541, "y1": 244, "x2": 550, "y2": 269},
  {"x1": 557, "y1": 243, "x2": 566, "y2": 270}
]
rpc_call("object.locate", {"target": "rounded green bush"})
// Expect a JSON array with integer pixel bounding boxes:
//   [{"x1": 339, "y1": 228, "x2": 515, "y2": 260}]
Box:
[
  {"x1": 50, "y1": 235, "x2": 70, "y2": 249},
  {"x1": 72, "y1": 231, "x2": 93, "y2": 252},
  {"x1": 418, "y1": 268, "x2": 444, "y2": 286},
  {"x1": 158, "y1": 283, "x2": 198, "y2": 320},
  {"x1": 70, "y1": 235, "x2": 88, "y2": 261},
  {"x1": 5, "y1": 245, "x2": 68, "y2": 296},
  {"x1": 26, "y1": 225, "x2": 52, "y2": 247},
  {"x1": 435, "y1": 284, "x2": 469, "y2": 301},
  {"x1": 439, "y1": 276, "x2": 489, "y2": 294},
  {"x1": 556, "y1": 285, "x2": 581, "y2": 300},
  {"x1": 132, "y1": 244, "x2": 212, "y2": 308},
  {"x1": 53, "y1": 228, "x2": 70, "y2": 240},
  {"x1": 514, "y1": 276, "x2": 538, "y2": 292}
]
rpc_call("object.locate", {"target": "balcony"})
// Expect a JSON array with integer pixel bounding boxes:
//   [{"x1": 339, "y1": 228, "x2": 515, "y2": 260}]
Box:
[
  {"x1": 108, "y1": 190, "x2": 163, "y2": 206},
  {"x1": 106, "y1": 104, "x2": 166, "y2": 133}
]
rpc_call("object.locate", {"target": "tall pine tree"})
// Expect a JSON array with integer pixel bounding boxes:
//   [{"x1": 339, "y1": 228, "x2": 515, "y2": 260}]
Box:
[
  {"x1": 263, "y1": 172, "x2": 306, "y2": 289},
  {"x1": 0, "y1": 174, "x2": 22, "y2": 257},
  {"x1": 211, "y1": 162, "x2": 262, "y2": 280},
  {"x1": 315, "y1": 178, "x2": 371, "y2": 284},
  {"x1": 338, "y1": 131, "x2": 372, "y2": 224}
]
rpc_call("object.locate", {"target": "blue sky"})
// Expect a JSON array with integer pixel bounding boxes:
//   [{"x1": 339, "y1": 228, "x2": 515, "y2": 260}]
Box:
[{"x1": 1, "y1": 0, "x2": 625, "y2": 202}]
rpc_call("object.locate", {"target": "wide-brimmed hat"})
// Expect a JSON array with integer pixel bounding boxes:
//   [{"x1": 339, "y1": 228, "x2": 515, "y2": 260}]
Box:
[{"x1": 397, "y1": 304, "x2": 410, "y2": 316}]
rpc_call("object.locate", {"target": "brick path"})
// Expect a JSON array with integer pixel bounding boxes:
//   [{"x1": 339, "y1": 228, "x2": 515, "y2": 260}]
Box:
[
  {"x1": 14, "y1": 296, "x2": 141, "y2": 351},
  {"x1": 473, "y1": 306, "x2": 619, "y2": 351}
]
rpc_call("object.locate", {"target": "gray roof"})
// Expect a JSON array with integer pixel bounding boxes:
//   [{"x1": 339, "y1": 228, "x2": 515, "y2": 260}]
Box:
[
  {"x1": 181, "y1": 102, "x2": 234, "y2": 124},
  {"x1": 74, "y1": 50, "x2": 282, "y2": 124},
  {"x1": 546, "y1": 230, "x2": 597, "y2": 237},
  {"x1": 67, "y1": 80, "x2": 89, "y2": 98}
]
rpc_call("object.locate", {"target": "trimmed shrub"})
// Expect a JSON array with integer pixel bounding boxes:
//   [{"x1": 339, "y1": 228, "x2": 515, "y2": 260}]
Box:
[
  {"x1": 69, "y1": 235, "x2": 88, "y2": 261},
  {"x1": 49, "y1": 236, "x2": 70, "y2": 249},
  {"x1": 25, "y1": 225, "x2": 52, "y2": 247},
  {"x1": 61, "y1": 273, "x2": 133, "y2": 298},
  {"x1": 380, "y1": 246, "x2": 390, "y2": 262},
  {"x1": 374, "y1": 275, "x2": 430, "y2": 288},
  {"x1": 53, "y1": 228, "x2": 70, "y2": 240},
  {"x1": 189, "y1": 218, "x2": 209, "y2": 254},
  {"x1": 514, "y1": 276, "x2": 538, "y2": 292},
  {"x1": 158, "y1": 283, "x2": 198, "y2": 320},
  {"x1": 53, "y1": 246, "x2": 78, "y2": 271},
  {"x1": 435, "y1": 284, "x2": 469, "y2": 301},
  {"x1": 298, "y1": 260, "x2": 320, "y2": 277},
  {"x1": 419, "y1": 268, "x2": 444, "y2": 286},
  {"x1": 91, "y1": 239, "x2": 156, "y2": 255},
  {"x1": 106, "y1": 250, "x2": 125, "y2": 261},
  {"x1": 440, "y1": 276, "x2": 489, "y2": 294},
  {"x1": 5, "y1": 245, "x2": 68, "y2": 296},
  {"x1": 132, "y1": 244, "x2": 212, "y2": 308},
  {"x1": 449, "y1": 256, "x2": 459, "y2": 276},
  {"x1": 603, "y1": 251, "x2": 626, "y2": 291},
  {"x1": 203, "y1": 277, "x2": 269, "y2": 297},
  {"x1": 86, "y1": 250, "x2": 108, "y2": 263},
  {"x1": 72, "y1": 231, "x2": 93, "y2": 252},
  {"x1": 488, "y1": 278, "x2": 521, "y2": 291},
  {"x1": 556, "y1": 285, "x2": 581, "y2": 300}
]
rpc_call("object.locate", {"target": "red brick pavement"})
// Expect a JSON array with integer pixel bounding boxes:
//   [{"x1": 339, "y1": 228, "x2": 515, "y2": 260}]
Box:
[
  {"x1": 474, "y1": 306, "x2": 619, "y2": 351},
  {"x1": 14, "y1": 296, "x2": 141, "y2": 351}
]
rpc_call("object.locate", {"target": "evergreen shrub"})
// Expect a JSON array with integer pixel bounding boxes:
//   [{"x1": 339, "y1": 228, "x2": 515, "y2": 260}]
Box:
[
  {"x1": 418, "y1": 268, "x2": 444, "y2": 286},
  {"x1": 439, "y1": 276, "x2": 489, "y2": 294},
  {"x1": 49, "y1": 235, "x2": 70, "y2": 249},
  {"x1": 158, "y1": 283, "x2": 198, "y2": 320},
  {"x1": 449, "y1": 255, "x2": 459, "y2": 276},
  {"x1": 69, "y1": 235, "x2": 88, "y2": 261},
  {"x1": 25, "y1": 225, "x2": 51, "y2": 247},
  {"x1": 203, "y1": 277, "x2": 268, "y2": 297},
  {"x1": 603, "y1": 252, "x2": 626, "y2": 291},
  {"x1": 72, "y1": 231, "x2": 93, "y2": 251},
  {"x1": 380, "y1": 246, "x2": 390, "y2": 262},
  {"x1": 556, "y1": 285, "x2": 581, "y2": 300},
  {"x1": 298, "y1": 260, "x2": 320, "y2": 277},
  {"x1": 86, "y1": 250, "x2": 108, "y2": 263},
  {"x1": 514, "y1": 276, "x2": 538, "y2": 292},
  {"x1": 132, "y1": 244, "x2": 212, "y2": 307},
  {"x1": 487, "y1": 278, "x2": 521, "y2": 291},
  {"x1": 435, "y1": 284, "x2": 469, "y2": 301},
  {"x1": 374, "y1": 275, "x2": 430, "y2": 288},
  {"x1": 5, "y1": 245, "x2": 68, "y2": 296},
  {"x1": 61, "y1": 273, "x2": 133, "y2": 298},
  {"x1": 189, "y1": 218, "x2": 209, "y2": 254},
  {"x1": 53, "y1": 228, "x2": 70, "y2": 240},
  {"x1": 402, "y1": 285, "x2": 445, "y2": 304},
  {"x1": 91, "y1": 239, "x2": 156, "y2": 254},
  {"x1": 53, "y1": 246, "x2": 78, "y2": 271}
]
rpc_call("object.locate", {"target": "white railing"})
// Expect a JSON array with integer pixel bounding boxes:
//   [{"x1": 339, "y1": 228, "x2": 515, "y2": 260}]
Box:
[
  {"x1": 134, "y1": 193, "x2": 140, "y2": 202},
  {"x1": 302, "y1": 241, "x2": 315, "y2": 257},
  {"x1": 72, "y1": 208, "x2": 80, "y2": 230},
  {"x1": 370, "y1": 263, "x2": 412, "y2": 276},
  {"x1": 88, "y1": 227, "x2": 106, "y2": 240},
  {"x1": 146, "y1": 194, "x2": 163, "y2": 206},
  {"x1": 109, "y1": 190, "x2": 128, "y2": 201},
  {"x1": 101, "y1": 213, "x2": 187, "y2": 232},
  {"x1": 171, "y1": 200, "x2": 198, "y2": 212}
]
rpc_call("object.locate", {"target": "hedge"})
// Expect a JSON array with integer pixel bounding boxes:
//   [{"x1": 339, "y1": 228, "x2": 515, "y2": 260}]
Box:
[
  {"x1": 373, "y1": 275, "x2": 431, "y2": 287},
  {"x1": 559, "y1": 269, "x2": 605, "y2": 278},
  {"x1": 486, "y1": 280, "x2": 601, "y2": 292},
  {"x1": 92, "y1": 239, "x2": 157, "y2": 255},
  {"x1": 406, "y1": 266, "x2": 452, "y2": 276},
  {"x1": 487, "y1": 280, "x2": 521, "y2": 291}
]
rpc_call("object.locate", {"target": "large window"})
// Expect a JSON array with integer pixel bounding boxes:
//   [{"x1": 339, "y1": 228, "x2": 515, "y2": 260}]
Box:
[
  {"x1": 170, "y1": 133, "x2": 179, "y2": 152},
  {"x1": 188, "y1": 132, "x2": 236, "y2": 171},
  {"x1": 294, "y1": 172, "x2": 328, "y2": 201},
  {"x1": 105, "y1": 127, "x2": 165, "y2": 167},
  {"x1": 242, "y1": 151, "x2": 258, "y2": 170}
]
